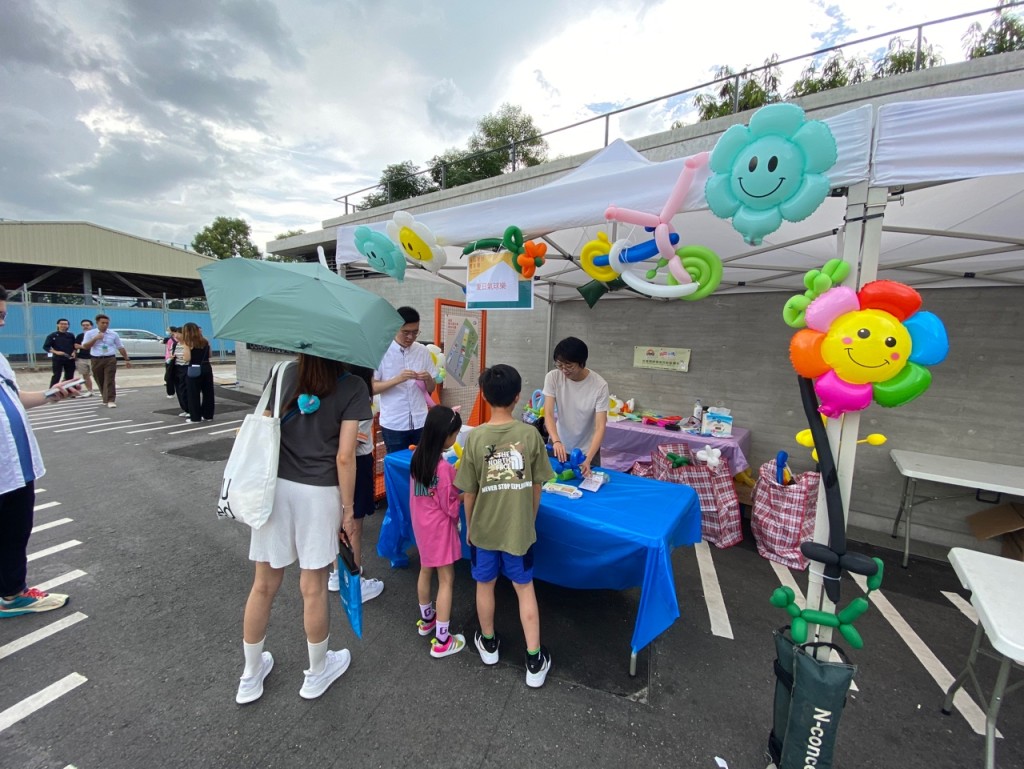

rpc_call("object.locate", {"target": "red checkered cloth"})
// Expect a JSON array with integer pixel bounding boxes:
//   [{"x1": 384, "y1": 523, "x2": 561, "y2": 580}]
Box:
[
  {"x1": 751, "y1": 458, "x2": 820, "y2": 570},
  {"x1": 650, "y1": 443, "x2": 742, "y2": 548},
  {"x1": 628, "y1": 460, "x2": 655, "y2": 478}
]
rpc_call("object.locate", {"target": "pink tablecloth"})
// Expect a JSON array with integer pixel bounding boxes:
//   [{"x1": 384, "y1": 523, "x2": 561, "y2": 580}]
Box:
[{"x1": 601, "y1": 420, "x2": 752, "y2": 474}]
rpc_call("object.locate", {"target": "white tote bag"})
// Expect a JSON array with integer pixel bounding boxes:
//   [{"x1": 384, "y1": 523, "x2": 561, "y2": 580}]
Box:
[{"x1": 216, "y1": 361, "x2": 290, "y2": 529}]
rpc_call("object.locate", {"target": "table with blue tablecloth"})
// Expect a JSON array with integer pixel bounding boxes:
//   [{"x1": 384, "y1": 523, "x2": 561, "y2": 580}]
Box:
[{"x1": 377, "y1": 451, "x2": 702, "y2": 669}]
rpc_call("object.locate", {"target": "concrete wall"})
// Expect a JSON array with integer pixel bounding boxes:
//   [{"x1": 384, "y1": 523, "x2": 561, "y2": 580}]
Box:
[{"x1": 237, "y1": 280, "x2": 1023, "y2": 555}]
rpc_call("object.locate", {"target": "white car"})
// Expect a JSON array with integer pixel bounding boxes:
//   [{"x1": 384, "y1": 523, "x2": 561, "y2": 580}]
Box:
[{"x1": 111, "y1": 329, "x2": 167, "y2": 359}]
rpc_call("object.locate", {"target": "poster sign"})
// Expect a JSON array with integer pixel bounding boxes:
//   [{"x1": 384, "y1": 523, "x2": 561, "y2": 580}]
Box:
[
  {"x1": 633, "y1": 346, "x2": 691, "y2": 372},
  {"x1": 443, "y1": 318, "x2": 480, "y2": 387},
  {"x1": 466, "y1": 251, "x2": 534, "y2": 311}
]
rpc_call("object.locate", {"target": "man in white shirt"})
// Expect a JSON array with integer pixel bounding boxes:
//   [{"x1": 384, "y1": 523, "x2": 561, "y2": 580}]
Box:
[
  {"x1": 543, "y1": 336, "x2": 609, "y2": 477},
  {"x1": 0, "y1": 286, "x2": 74, "y2": 617},
  {"x1": 81, "y1": 313, "x2": 131, "y2": 408},
  {"x1": 373, "y1": 306, "x2": 437, "y2": 454}
]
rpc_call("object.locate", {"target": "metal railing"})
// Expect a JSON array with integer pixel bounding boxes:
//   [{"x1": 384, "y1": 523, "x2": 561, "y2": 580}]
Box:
[{"x1": 334, "y1": 2, "x2": 1022, "y2": 214}]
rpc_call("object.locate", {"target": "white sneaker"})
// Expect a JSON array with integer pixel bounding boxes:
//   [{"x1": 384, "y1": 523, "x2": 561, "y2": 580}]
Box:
[
  {"x1": 166, "y1": 394, "x2": 175, "y2": 399},
  {"x1": 299, "y1": 649, "x2": 350, "y2": 699},
  {"x1": 107, "y1": 402, "x2": 117, "y2": 408},
  {"x1": 360, "y1": 577, "x2": 384, "y2": 603},
  {"x1": 236, "y1": 651, "x2": 274, "y2": 704},
  {"x1": 178, "y1": 412, "x2": 189, "y2": 417},
  {"x1": 327, "y1": 570, "x2": 340, "y2": 593},
  {"x1": 82, "y1": 391, "x2": 93, "y2": 398}
]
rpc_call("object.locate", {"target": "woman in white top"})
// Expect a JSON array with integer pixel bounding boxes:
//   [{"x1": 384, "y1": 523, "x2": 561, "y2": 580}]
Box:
[{"x1": 542, "y1": 336, "x2": 609, "y2": 478}]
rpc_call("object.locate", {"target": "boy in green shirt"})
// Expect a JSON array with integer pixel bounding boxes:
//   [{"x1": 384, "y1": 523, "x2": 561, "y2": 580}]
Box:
[{"x1": 454, "y1": 364, "x2": 554, "y2": 687}]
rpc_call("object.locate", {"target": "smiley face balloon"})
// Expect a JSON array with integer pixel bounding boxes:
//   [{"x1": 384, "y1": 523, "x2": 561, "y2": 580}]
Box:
[
  {"x1": 789, "y1": 280, "x2": 949, "y2": 418},
  {"x1": 354, "y1": 226, "x2": 406, "y2": 281},
  {"x1": 706, "y1": 103, "x2": 838, "y2": 246},
  {"x1": 386, "y1": 211, "x2": 447, "y2": 274}
]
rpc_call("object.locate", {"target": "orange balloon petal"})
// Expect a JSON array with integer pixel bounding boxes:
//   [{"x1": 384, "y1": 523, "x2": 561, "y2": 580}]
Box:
[{"x1": 790, "y1": 329, "x2": 829, "y2": 377}]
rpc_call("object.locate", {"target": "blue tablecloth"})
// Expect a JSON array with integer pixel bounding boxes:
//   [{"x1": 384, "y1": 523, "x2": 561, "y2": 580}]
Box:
[{"x1": 377, "y1": 451, "x2": 702, "y2": 654}]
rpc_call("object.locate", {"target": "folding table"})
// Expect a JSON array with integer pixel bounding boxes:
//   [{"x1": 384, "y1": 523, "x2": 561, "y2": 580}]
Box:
[
  {"x1": 889, "y1": 450, "x2": 1024, "y2": 567},
  {"x1": 943, "y1": 547, "x2": 1024, "y2": 769}
]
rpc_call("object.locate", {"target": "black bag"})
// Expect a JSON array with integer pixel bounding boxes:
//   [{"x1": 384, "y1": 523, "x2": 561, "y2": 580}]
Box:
[
  {"x1": 769, "y1": 627, "x2": 856, "y2": 769},
  {"x1": 187, "y1": 364, "x2": 202, "y2": 378}
]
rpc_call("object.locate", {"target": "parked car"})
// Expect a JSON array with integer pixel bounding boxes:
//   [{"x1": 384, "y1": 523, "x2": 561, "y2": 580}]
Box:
[{"x1": 111, "y1": 329, "x2": 167, "y2": 359}]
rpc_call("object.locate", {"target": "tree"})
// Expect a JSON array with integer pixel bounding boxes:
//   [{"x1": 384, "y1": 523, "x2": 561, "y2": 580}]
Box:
[
  {"x1": 428, "y1": 147, "x2": 485, "y2": 189},
  {"x1": 467, "y1": 103, "x2": 548, "y2": 176},
  {"x1": 192, "y1": 216, "x2": 261, "y2": 259},
  {"x1": 789, "y1": 51, "x2": 868, "y2": 97},
  {"x1": 693, "y1": 57, "x2": 782, "y2": 122},
  {"x1": 361, "y1": 161, "x2": 435, "y2": 209},
  {"x1": 963, "y1": 9, "x2": 1024, "y2": 58},
  {"x1": 873, "y1": 36, "x2": 942, "y2": 79},
  {"x1": 273, "y1": 229, "x2": 306, "y2": 240}
]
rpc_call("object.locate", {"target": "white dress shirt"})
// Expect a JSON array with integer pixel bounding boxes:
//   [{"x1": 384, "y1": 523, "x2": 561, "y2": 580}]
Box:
[
  {"x1": 374, "y1": 340, "x2": 437, "y2": 431},
  {"x1": 0, "y1": 354, "x2": 46, "y2": 496},
  {"x1": 82, "y1": 328, "x2": 123, "y2": 357}
]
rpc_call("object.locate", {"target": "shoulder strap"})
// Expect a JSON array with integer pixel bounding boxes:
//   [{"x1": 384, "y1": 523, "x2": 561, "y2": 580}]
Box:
[{"x1": 254, "y1": 361, "x2": 292, "y2": 417}]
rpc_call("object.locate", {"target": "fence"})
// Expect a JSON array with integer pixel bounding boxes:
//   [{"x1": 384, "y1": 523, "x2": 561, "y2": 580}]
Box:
[{"x1": 0, "y1": 290, "x2": 233, "y2": 365}]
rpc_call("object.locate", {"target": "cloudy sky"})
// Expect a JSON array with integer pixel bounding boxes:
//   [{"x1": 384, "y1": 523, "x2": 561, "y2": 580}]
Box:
[{"x1": 0, "y1": 0, "x2": 992, "y2": 252}]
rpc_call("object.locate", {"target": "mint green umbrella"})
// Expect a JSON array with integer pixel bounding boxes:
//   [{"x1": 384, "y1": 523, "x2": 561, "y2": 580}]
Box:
[{"x1": 199, "y1": 259, "x2": 403, "y2": 369}]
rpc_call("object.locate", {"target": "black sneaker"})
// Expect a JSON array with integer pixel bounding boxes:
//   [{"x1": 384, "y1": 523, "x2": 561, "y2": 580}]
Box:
[
  {"x1": 525, "y1": 646, "x2": 551, "y2": 688},
  {"x1": 474, "y1": 630, "x2": 500, "y2": 665}
]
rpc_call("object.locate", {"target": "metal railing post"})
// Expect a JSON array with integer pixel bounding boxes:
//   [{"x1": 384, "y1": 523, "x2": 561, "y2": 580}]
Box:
[
  {"x1": 732, "y1": 73, "x2": 741, "y2": 113},
  {"x1": 440, "y1": 162, "x2": 447, "y2": 190},
  {"x1": 23, "y1": 284, "x2": 36, "y2": 369},
  {"x1": 604, "y1": 115, "x2": 610, "y2": 147},
  {"x1": 915, "y1": 24, "x2": 924, "y2": 70}
]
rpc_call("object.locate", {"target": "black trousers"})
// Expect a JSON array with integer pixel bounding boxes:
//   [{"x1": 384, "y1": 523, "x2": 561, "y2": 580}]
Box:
[
  {"x1": 0, "y1": 482, "x2": 35, "y2": 598},
  {"x1": 186, "y1": 365, "x2": 215, "y2": 421},
  {"x1": 174, "y1": 366, "x2": 189, "y2": 412},
  {"x1": 49, "y1": 355, "x2": 76, "y2": 386},
  {"x1": 164, "y1": 361, "x2": 176, "y2": 396}
]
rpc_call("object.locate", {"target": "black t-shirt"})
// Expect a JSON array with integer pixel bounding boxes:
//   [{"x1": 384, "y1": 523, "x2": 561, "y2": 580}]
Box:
[
  {"x1": 74, "y1": 333, "x2": 91, "y2": 359},
  {"x1": 266, "y1": 364, "x2": 372, "y2": 487},
  {"x1": 44, "y1": 331, "x2": 76, "y2": 356}
]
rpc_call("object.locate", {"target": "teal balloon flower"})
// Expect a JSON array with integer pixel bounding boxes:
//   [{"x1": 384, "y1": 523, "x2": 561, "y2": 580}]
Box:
[
  {"x1": 354, "y1": 226, "x2": 406, "y2": 282},
  {"x1": 705, "y1": 103, "x2": 838, "y2": 246}
]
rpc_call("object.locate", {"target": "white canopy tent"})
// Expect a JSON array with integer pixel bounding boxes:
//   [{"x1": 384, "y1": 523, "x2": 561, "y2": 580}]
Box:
[
  {"x1": 336, "y1": 87, "x2": 1024, "y2": 633},
  {"x1": 336, "y1": 89, "x2": 1024, "y2": 300}
]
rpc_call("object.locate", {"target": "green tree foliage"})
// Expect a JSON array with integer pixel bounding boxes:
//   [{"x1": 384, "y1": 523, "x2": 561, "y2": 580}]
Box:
[
  {"x1": 693, "y1": 57, "x2": 782, "y2": 122},
  {"x1": 362, "y1": 161, "x2": 435, "y2": 209},
  {"x1": 789, "y1": 52, "x2": 868, "y2": 97},
  {"x1": 192, "y1": 216, "x2": 261, "y2": 260},
  {"x1": 273, "y1": 229, "x2": 306, "y2": 240},
  {"x1": 963, "y1": 11, "x2": 1024, "y2": 58},
  {"x1": 467, "y1": 103, "x2": 548, "y2": 175},
  {"x1": 428, "y1": 147, "x2": 487, "y2": 189},
  {"x1": 873, "y1": 36, "x2": 943, "y2": 79}
]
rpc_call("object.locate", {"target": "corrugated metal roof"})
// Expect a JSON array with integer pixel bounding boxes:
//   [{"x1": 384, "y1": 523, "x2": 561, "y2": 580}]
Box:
[{"x1": 0, "y1": 221, "x2": 215, "y2": 280}]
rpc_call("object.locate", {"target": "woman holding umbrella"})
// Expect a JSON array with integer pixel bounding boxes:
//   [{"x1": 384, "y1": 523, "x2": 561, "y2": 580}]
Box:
[{"x1": 236, "y1": 353, "x2": 372, "y2": 704}]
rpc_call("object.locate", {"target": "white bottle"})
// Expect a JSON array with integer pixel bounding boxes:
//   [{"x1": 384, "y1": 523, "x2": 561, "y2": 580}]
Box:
[{"x1": 693, "y1": 399, "x2": 703, "y2": 420}]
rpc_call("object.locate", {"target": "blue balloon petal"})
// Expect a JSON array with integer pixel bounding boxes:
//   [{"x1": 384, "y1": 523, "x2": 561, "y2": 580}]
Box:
[{"x1": 905, "y1": 311, "x2": 949, "y2": 365}]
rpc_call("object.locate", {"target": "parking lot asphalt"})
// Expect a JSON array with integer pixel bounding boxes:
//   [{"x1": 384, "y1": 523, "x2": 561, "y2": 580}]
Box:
[{"x1": 0, "y1": 379, "x2": 1020, "y2": 769}]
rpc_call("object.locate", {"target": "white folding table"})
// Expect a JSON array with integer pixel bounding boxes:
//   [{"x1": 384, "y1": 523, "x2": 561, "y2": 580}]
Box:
[
  {"x1": 889, "y1": 450, "x2": 1024, "y2": 567},
  {"x1": 942, "y1": 548, "x2": 1024, "y2": 769}
]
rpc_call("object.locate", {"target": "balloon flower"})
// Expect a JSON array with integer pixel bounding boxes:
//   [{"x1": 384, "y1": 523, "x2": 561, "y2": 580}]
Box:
[
  {"x1": 789, "y1": 278, "x2": 949, "y2": 418},
  {"x1": 387, "y1": 211, "x2": 447, "y2": 273},
  {"x1": 706, "y1": 103, "x2": 837, "y2": 246},
  {"x1": 354, "y1": 226, "x2": 406, "y2": 281},
  {"x1": 425, "y1": 343, "x2": 446, "y2": 384}
]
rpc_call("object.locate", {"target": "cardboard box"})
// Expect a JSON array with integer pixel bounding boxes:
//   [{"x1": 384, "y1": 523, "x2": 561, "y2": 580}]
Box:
[{"x1": 966, "y1": 502, "x2": 1024, "y2": 561}]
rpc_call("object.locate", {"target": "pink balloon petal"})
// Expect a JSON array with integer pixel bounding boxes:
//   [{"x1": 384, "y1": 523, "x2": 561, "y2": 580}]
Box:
[
  {"x1": 806, "y1": 286, "x2": 859, "y2": 332},
  {"x1": 814, "y1": 369, "x2": 872, "y2": 417}
]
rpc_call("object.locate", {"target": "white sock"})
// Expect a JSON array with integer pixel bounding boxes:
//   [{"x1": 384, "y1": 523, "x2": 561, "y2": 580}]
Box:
[
  {"x1": 242, "y1": 638, "x2": 265, "y2": 678},
  {"x1": 307, "y1": 637, "x2": 329, "y2": 675}
]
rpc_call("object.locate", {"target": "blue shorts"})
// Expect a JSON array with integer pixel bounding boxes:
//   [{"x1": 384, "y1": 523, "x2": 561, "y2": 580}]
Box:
[{"x1": 470, "y1": 545, "x2": 534, "y2": 585}]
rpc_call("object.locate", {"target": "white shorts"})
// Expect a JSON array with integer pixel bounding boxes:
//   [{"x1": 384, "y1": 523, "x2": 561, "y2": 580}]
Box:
[{"x1": 248, "y1": 478, "x2": 340, "y2": 570}]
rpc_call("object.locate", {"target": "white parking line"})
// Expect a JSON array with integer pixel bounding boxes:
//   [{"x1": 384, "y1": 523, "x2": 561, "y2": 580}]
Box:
[
  {"x1": 942, "y1": 590, "x2": 978, "y2": 624},
  {"x1": 33, "y1": 417, "x2": 111, "y2": 430},
  {"x1": 33, "y1": 501, "x2": 60, "y2": 512},
  {"x1": 210, "y1": 427, "x2": 241, "y2": 435},
  {"x1": 0, "y1": 673, "x2": 88, "y2": 734},
  {"x1": 852, "y1": 573, "x2": 994, "y2": 736},
  {"x1": 30, "y1": 401, "x2": 98, "y2": 414},
  {"x1": 35, "y1": 488, "x2": 46, "y2": 494},
  {"x1": 34, "y1": 570, "x2": 87, "y2": 592},
  {"x1": 32, "y1": 517, "x2": 72, "y2": 534},
  {"x1": 694, "y1": 540, "x2": 733, "y2": 640},
  {"x1": 168, "y1": 419, "x2": 241, "y2": 435},
  {"x1": 29, "y1": 410, "x2": 101, "y2": 425},
  {"x1": 27, "y1": 540, "x2": 81, "y2": 562},
  {"x1": 127, "y1": 422, "x2": 188, "y2": 434},
  {"x1": 88, "y1": 420, "x2": 161, "y2": 433},
  {"x1": 55, "y1": 420, "x2": 131, "y2": 433},
  {"x1": 0, "y1": 612, "x2": 88, "y2": 662}
]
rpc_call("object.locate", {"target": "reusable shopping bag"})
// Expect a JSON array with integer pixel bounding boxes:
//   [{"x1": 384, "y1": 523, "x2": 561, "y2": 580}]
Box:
[
  {"x1": 751, "y1": 459, "x2": 820, "y2": 570},
  {"x1": 651, "y1": 443, "x2": 742, "y2": 548},
  {"x1": 337, "y1": 530, "x2": 363, "y2": 639},
  {"x1": 216, "y1": 361, "x2": 290, "y2": 529}
]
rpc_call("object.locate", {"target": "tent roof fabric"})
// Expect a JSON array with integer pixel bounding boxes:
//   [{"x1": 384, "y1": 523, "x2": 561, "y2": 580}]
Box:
[{"x1": 335, "y1": 91, "x2": 1024, "y2": 302}]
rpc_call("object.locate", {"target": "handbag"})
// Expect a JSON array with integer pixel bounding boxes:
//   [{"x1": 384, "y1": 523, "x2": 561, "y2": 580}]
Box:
[
  {"x1": 651, "y1": 443, "x2": 742, "y2": 548},
  {"x1": 751, "y1": 458, "x2": 820, "y2": 570},
  {"x1": 187, "y1": 364, "x2": 202, "y2": 378},
  {"x1": 216, "y1": 361, "x2": 290, "y2": 529},
  {"x1": 337, "y1": 530, "x2": 364, "y2": 639}
]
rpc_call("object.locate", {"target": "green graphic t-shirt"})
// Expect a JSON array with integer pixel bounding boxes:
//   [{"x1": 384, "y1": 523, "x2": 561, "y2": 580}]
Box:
[{"x1": 454, "y1": 421, "x2": 553, "y2": 556}]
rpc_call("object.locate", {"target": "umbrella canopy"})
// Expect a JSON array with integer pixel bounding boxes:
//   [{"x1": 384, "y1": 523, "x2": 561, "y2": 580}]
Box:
[{"x1": 199, "y1": 259, "x2": 403, "y2": 369}]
